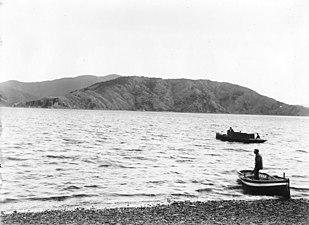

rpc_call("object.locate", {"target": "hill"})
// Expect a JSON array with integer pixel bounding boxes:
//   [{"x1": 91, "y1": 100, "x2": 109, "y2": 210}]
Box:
[
  {"x1": 0, "y1": 74, "x2": 120, "y2": 106},
  {"x1": 15, "y1": 76, "x2": 309, "y2": 116}
]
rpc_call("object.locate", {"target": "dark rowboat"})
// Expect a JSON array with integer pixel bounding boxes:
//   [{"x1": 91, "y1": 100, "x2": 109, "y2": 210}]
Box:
[
  {"x1": 216, "y1": 131, "x2": 266, "y2": 143},
  {"x1": 238, "y1": 170, "x2": 290, "y2": 199}
]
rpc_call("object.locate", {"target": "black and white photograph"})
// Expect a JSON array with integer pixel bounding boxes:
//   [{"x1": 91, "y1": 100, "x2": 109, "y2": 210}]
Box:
[{"x1": 1, "y1": 0, "x2": 309, "y2": 224}]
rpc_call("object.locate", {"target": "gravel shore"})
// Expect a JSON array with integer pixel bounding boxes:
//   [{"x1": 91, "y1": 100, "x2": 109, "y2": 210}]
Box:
[{"x1": 2, "y1": 199, "x2": 309, "y2": 225}]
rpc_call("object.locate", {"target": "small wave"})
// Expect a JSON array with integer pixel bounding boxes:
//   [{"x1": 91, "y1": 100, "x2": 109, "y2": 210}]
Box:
[
  {"x1": 102, "y1": 159, "x2": 128, "y2": 167},
  {"x1": 193, "y1": 144, "x2": 208, "y2": 148},
  {"x1": 95, "y1": 139, "x2": 107, "y2": 144},
  {"x1": 112, "y1": 193, "x2": 158, "y2": 197},
  {"x1": 175, "y1": 159, "x2": 193, "y2": 163},
  {"x1": 196, "y1": 188, "x2": 213, "y2": 193},
  {"x1": 62, "y1": 138, "x2": 83, "y2": 144},
  {"x1": 201, "y1": 182, "x2": 215, "y2": 186},
  {"x1": 175, "y1": 179, "x2": 186, "y2": 184},
  {"x1": 295, "y1": 149, "x2": 307, "y2": 153},
  {"x1": 227, "y1": 148, "x2": 249, "y2": 152},
  {"x1": 153, "y1": 134, "x2": 168, "y2": 139},
  {"x1": 290, "y1": 187, "x2": 309, "y2": 192},
  {"x1": 1, "y1": 194, "x2": 96, "y2": 203},
  {"x1": 29, "y1": 194, "x2": 96, "y2": 201},
  {"x1": 147, "y1": 180, "x2": 166, "y2": 184},
  {"x1": 82, "y1": 159, "x2": 94, "y2": 163},
  {"x1": 84, "y1": 185, "x2": 99, "y2": 188},
  {"x1": 295, "y1": 159, "x2": 305, "y2": 163},
  {"x1": 178, "y1": 155, "x2": 196, "y2": 160},
  {"x1": 204, "y1": 153, "x2": 222, "y2": 156},
  {"x1": 7, "y1": 157, "x2": 27, "y2": 161},
  {"x1": 126, "y1": 148, "x2": 143, "y2": 152},
  {"x1": 63, "y1": 185, "x2": 81, "y2": 190},
  {"x1": 221, "y1": 170, "x2": 235, "y2": 175},
  {"x1": 169, "y1": 171, "x2": 181, "y2": 174},
  {"x1": 171, "y1": 193, "x2": 197, "y2": 198},
  {"x1": 119, "y1": 165, "x2": 136, "y2": 169},
  {"x1": 46, "y1": 155, "x2": 76, "y2": 160},
  {"x1": 124, "y1": 156, "x2": 157, "y2": 162},
  {"x1": 0, "y1": 198, "x2": 19, "y2": 203},
  {"x1": 225, "y1": 185, "x2": 243, "y2": 190},
  {"x1": 99, "y1": 164, "x2": 112, "y2": 168},
  {"x1": 124, "y1": 156, "x2": 148, "y2": 161},
  {"x1": 13, "y1": 146, "x2": 22, "y2": 149},
  {"x1": 291, "y1": 175, "x2": 307, "y2": 178}
]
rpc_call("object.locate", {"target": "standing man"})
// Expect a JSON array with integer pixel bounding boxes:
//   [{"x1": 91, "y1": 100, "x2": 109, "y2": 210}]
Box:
[{"x1": 253, "y1": 149, "x2": 263, "y2": 179}]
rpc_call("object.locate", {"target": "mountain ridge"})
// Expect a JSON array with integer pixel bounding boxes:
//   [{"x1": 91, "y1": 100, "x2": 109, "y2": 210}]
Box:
[
  {"x1": 0, "y1": 74, "x2": 120, "y2": 106},
  {"x1": 14, "y1": 76, "x2": 309, "y2": 116}
]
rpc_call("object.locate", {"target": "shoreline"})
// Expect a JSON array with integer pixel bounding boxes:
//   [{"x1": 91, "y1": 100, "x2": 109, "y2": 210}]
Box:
[{"x1": 2, "y1": 198, "x2": 309, "y2": 225}]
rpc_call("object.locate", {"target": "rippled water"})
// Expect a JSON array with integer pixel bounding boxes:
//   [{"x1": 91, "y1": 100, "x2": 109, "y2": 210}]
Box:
[{"x1": 0, "y1": 107, "x2": 308, "y2": 213}]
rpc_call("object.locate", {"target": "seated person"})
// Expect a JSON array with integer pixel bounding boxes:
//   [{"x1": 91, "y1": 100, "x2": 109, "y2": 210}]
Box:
[{"x1": 227, "y1": 127, "x2": 234, "y2": 134}]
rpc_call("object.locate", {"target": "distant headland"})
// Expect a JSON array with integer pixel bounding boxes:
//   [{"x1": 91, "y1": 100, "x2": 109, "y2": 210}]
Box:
[{"x1": 1, "y1": 75, "x2": 308, "y2": 116}]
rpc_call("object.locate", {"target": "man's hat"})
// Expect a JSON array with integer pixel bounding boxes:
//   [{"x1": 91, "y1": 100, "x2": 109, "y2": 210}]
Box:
[{"x1": 254, "y1": 149, "x2": 259, "y2": 153}]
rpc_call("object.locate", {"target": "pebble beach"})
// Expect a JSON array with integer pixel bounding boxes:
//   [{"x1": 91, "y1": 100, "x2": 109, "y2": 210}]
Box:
[{"x1": 2, "y1": 198, "x2": 309, "y2": 225}]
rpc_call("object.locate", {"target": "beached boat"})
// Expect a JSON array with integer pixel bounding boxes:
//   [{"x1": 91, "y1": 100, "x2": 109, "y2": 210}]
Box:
[
  {"x1": 238, "y1": 170, "x2": 290, "y2": 199},
  {"x1": 216, "y1": 131, "x2": 266, "y2": 143}
]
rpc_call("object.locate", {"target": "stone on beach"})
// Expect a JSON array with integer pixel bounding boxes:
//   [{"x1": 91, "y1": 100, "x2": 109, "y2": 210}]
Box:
[{"x1": 2, "y1": 199, "x2": 309, "y2": 225}]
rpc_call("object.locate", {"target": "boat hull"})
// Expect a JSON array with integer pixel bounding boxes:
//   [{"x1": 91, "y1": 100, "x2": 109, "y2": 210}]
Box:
[
  {"x1": 216, "y1": 133, "x2": 266, "y2": 143},
  {"x1": 238, "y1": 170, "x2": 290, "y2": 199}
]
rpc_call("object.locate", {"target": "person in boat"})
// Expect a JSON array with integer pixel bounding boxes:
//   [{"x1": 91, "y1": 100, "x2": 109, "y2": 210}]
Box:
[
  {"x1": 253, "y1": 149, "x2": 263, "y2": 179},
  {"x1": 227, "y1": 127, "x2": 234, "y2": 134},
  {"x1": 256, "y1": 133, "x2": 260, "y2": 139}
]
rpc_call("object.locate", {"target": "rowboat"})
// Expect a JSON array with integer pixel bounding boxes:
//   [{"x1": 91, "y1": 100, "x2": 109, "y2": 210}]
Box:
[
  {"x1": 216, "y1": 131, "x2": 266, "y2": 143},
  {"x1": 237, "y1": 170, "x2": 290, "y2": 199}
]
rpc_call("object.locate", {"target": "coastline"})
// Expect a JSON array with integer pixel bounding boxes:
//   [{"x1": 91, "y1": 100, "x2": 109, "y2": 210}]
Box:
[{"x1": 2, "y1": 198, "x2": 309, "y2": 225}]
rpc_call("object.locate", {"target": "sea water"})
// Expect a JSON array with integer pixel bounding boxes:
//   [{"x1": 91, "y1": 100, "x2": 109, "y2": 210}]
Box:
[{"x1": 0, "y1": 107, "x2": 308, "y2": 213}]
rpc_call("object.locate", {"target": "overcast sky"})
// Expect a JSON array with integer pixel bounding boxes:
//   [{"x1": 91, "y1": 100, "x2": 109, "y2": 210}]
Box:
[{"x1": 1, "y1": 0, "x2": 308, "y2": 105}]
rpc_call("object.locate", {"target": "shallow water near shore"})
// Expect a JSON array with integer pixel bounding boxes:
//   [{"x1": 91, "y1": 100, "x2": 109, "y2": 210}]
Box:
[{"x1": 0, "y1": 107, "x2": 309, "y2": 213}]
